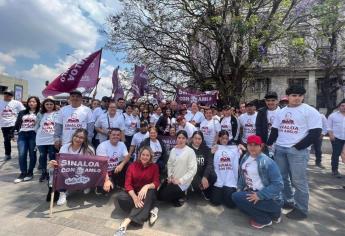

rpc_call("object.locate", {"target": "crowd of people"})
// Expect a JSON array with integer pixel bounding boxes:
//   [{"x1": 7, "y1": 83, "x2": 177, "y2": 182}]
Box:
[{"x1": 0, "y1": 84, "x2": 344, "y2": 235}]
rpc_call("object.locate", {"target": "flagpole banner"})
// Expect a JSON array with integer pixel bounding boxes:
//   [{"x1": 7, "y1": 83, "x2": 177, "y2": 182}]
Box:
[
  {"x1": 42, "y1": 49, "x2": 102, "y2": 97},
  {"x1": 131, "y1": 65, "x2": 148, "y2": 98},
  {"x1": 53, "y1": 153, "x2": 108, "y2": 191},
  {"x1": 176, "y1": 87, "x2": 218, "y2": 106},
  {"x1": 111, "y1": 66, "x2": 124, "y2": 100}
]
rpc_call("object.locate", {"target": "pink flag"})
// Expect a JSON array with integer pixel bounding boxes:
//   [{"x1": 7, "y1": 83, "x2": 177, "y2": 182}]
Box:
[
  {"x1": 42, "y1": 49, "x2": 102, "y2": 97},
  {"x1": 131, "y1": 65, "x2": 148, "y2": 98},
  {"x1": 111, "y1": 66, "x2": 124, "y2": 100}
]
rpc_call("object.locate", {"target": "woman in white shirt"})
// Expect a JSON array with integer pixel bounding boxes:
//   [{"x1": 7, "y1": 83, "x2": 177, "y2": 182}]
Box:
[
  {"x1": 210, "y1": 130, "x2": 240, "y2": 208},
  {"x1": 123, "y1": 104, "x2": 140, "y2": 149},
  {"x1": 35, "y1": 98, "x2": 57, "y2": 182},
  {"x1": 49, "y1": 128, "x2": 95, "y2": 206},
  {"x1": 14, "y1": 96, "x2": 41, "y2": 183},
  {"x1": 158, "y1": 130, "x2": 197, "y2": 207}
]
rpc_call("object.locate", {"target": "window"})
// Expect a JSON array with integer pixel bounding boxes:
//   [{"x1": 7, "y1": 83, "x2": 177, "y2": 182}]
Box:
[
  {"x1": 316, "y1": 78, "x2": 337, "y2": 108},
  {"x1": 250, "y1": 78, "x2": 270, "y2": 93},
  {"x1": 288, "y1": 78, "x2": 305, "y2": 88}
]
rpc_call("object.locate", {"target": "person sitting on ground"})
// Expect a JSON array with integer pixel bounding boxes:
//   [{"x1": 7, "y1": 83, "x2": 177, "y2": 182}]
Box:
[
  {"x1": 210, "y1": 130, "x2": 240, "y2": 208},
  {"x1": 114, "y1": 147, "x2": 160, "y2": 236},
  {"x1": 50, "y1": 128, "x2": 95, "y2": 206},
  {"x1": 96, "y1": 128, "x2": 131, "y2": 192},
  {"x1": 232, "y1": 135, "x2": 283, "y2": 229},
  {"x1": 158, "y1": 130, "x2": 197, "y2": 207},
  {"x1": 189, "y1": 131, "x2": 217, "y2": 200}
]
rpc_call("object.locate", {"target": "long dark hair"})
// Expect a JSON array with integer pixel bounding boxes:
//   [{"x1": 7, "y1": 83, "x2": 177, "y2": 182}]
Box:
[
  {"x1": 25, "y1": 96, "x2": 40, "y2": 114},
  {"x1": 40, "y1": 98, "x2": 56, "y2": 114},
  {"x1": 191, "y1": 131, "x2": 207, "y2": 148},
  {"x1": 217, "y1": 130, "x2": 230, "y2": 144},
  {"x1": 69, "y1": 128, "x2": 94, "y2": 155}
]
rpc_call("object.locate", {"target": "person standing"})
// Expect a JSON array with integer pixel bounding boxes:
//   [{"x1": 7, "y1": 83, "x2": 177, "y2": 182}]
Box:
[
  {"x1": 220, "y1": 105, "x2": 240, "y2": 144},
  {"x1": 14, "y1": 96, "x2": 40, "y2": 183},
  {"x1": 185, "y1": 102, "x2": 205, "y2": 128},
  {"x1": 239, "y1": 102, "x2": 257, "y2": 145},
  {"x1": 327, "y1": 99, "x2": 345, "y2": 177},
  {"x1": 54, "y1": 90, "x2": 94, "y2": 149},
  {"x1": 176, "y1": 115, "x2": 197, "y2": 139},
  {"x1": 128, "y1": 121, "x2": 149, "y2": 161},
  {"x1": 0, "y1": 90, "x2": 25, "y2": 161},
  {"x1": 255, "y1": 92, "x2": 280, "y2": 156},
  {"x1": 123, "y1": 104, "x2": 140, "y2": 149},
  {"x1": 312, "y1": 111, "x2": 327, "y2": 168},
  {"x1": 200, "y1": 108, "x2": 221, "y2": 148},
  {"x1": 267, "y1": 85, "x2": 322, "y2": 220}
]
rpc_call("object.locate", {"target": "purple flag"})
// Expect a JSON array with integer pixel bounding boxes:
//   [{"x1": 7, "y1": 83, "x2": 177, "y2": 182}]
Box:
[
  {"x1": 131, "y1": 65, "x2": 148, "y2": 98},
  {"x1": 176, "y1": 87, "x2": 218, "y2": 106},
  {"x1": 111, "y1": 66, "x2": 124, "y2": 100},
  {"x1": 42, "y1": 49, "x2": 102, "y2": 97},
  {"x1": 154, "y1": 88, "x2": 164, "y2": 102},
  {"x1": 53, "y1": 153, "x2": 108, "y2": 191}
]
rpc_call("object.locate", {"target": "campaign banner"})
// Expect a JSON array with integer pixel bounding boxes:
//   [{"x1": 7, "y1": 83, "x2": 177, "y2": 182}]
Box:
[
  {"x1": 53, "y1": 153, "x2": 108, "y2": 191},
  {"x1": 176, "y1": 87, "x2": 218, "y2": 106},
  {"x1": 159, "y1": 135, "x2": 177, "y2": 151},
  {"x1": 131, "y1": 65, "x2": 148, "y2": 98}
]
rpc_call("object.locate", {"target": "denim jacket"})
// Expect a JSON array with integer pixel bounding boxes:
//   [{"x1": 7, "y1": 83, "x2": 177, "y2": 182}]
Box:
[{"x1": 238, "y1": 153, "x2": 283, "y2": 202}]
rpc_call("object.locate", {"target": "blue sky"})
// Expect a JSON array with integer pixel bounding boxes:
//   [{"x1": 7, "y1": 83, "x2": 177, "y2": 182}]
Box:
[{"x1": 0, "y1": 0, "x2": 129, "y2": 98}]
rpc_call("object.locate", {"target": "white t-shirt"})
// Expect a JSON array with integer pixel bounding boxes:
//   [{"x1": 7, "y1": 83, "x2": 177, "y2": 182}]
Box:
[
  {"x1": 56, "y1": 105, "x2": 94, "y2": 145},
  {"x1": 59, "y1": 143, "x2": 94, "y2": 155},
  {"x1": 150, "y1": 140, "x2": 163, "y2": 163},
  {"x1": 200, "y1": 119, "x2": 221, "y2": 148},
  {"x1": 241, "y1": 156, "x2": 264, "y2": 191},
  {"x1": 185, "y1": 111, "x2": 205, "y2": 125},
  {"x1": 36, "y1": 112, "x2": 57, "y2": 145},
  {"x1": 178, "y1": 122, "x2": 197, "y2": 138},
  {"x1": 92, "y1": 107, "x2": 105, "y2": 122},
  {"x1": 273, "y1": 103, "x2": 322, "y2": 147},
  {"x1": 220, "y1": 116, "x2": 233, "y2": 139},
  {"x1": 95, "y1": 112, "x2": 125, "y2": 142},
  {"x1": 123, "y1": 113, "x2": 140, "y2": 136},
  {"x1": 130, "y1": 131, "x2": 149, "y2": 159},
  {"x1": 150, "y1": 113, "x2": 161, "y2": 125},
  {"x1": 327, "y1": 111, "x2": 345, "y2": 139},
  {"x1": 213, "y1": 145, "x2": 240, "y2": 188},
  {"x1": 96, "y1": 140, "x2": 128, "y2": 172},
  {"x1": 0, "y1": 99, "x2": 25, "y2": 127},
  {"x1": 267, "y1": 107, "x2": 281, "y2": 137},
  {"x1": 19, "y1": 112, "x2": 37, "y2": 132},
  {"x1": 239, "y1": 112, "x2": 258, "y2": 144}
]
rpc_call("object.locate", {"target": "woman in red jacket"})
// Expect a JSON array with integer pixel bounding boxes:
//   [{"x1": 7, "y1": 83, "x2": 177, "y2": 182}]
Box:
[{"x1": 114, "y1": 146, "x2": 160, "y2": 236}]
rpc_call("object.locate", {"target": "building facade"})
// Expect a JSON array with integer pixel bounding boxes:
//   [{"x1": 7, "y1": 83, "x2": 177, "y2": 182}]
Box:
[{"x1": 0, "y1": 74, "x2": 28, "y2": 102}]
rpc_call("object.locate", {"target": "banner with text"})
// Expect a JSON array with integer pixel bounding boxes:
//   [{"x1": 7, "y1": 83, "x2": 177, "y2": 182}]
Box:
[{"x1": 176, "y1": 87, "x2": 218, "y2": 106}]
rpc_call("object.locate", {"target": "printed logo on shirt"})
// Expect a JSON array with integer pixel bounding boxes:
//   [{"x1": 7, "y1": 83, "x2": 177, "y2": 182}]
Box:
[
  {"x1": 279, "y1": 112, "x2": 299, "y2": 134},
  {"x1": 197, "y1": 154, "x2": 204, "y2": 166},
  {"x1": 1, "y1": 105, "x2": 15, "y2": 118},
  {"x1": 107, "y1": 151, "x2": 120, "y2": 171},
  {"x1": 130, "y1": 121, "x2": 137, "y2": 128},
  {"x1": 201, "y1": 126, "x2": 211, "y2": 135},
  {"x1": 42, "y1": 116, "x2": 55, "y2": 134},
  {"x1": 22, "y1": 115, "x2": 36, "y2": 129},
  {"x1": 153, "y1": 151, "x2": 162, "y2": 163},
  {"x1": 268, "y1": 116, "x2": 275, "y2": 131},
  {"x1": 218, "y1": 151, "x2": 232, "y2": 170},
  {"x1": 65, "y1": 113, "x2": 82, "y2": 130},
  {"x1": 242, "y1": 163, "x2": 253, "y2": 189}
]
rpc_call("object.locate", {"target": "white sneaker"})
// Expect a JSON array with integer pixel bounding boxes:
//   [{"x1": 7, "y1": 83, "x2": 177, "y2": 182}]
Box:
[
  {"x1": 14, "y1": 173, "x2": 26, "y2": 184},
  {"x1": 149, "y1": 207, "x2": 159, "y2": 225},
  {"x1": 57, "y1": 192, "x2": 67, "y2": 206},
  {"x1": 83, "y1": 188, "x2": 91, "y2": 194}
]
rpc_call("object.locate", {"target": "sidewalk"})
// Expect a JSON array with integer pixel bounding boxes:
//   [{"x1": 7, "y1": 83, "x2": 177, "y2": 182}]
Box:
[{"x1": 0, "y1": 138, "x2": 344, "y2": 236}]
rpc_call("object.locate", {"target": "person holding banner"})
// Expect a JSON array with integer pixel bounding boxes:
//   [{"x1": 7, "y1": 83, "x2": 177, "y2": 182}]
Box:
[
  {"x1": 14, "y1": 96, "x2": 41, "y2": 183},
  {"x1": 96, "y1": 128, "x2": 131, "y2": 191},
  {"x1": 95, "y1": 100, "x2": 125, "y2": 145},
  {"x1": 158, "y1": 130, "x2": 197, "y2": 207},
  {"x1": 114, "y1": 146, "x2": 160, "y2": 235},
  {"x1": 54, "y1": 90, "x2": 94, "y2": 149},
  {"x1": 123, "y1": 104, "x2": 140, "y2": 149},
  {"x1": 185, "y1": 103, "x2": 205, "y2": 128},
  {"x1": 35, "y1": 98, "x2": 57, "y2": 182},
  {"x1": 50, "y1": 128, "x2": 95, "y2": 205},
  {"x1": 200, "y1": 108, "x2": 221, "y2": 148}
]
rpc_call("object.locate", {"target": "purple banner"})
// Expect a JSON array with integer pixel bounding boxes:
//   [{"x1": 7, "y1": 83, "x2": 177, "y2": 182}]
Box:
[
  {"x1": 111, "y1": 66, "x2": 124, "y2": 100},
  {"x1": 159, "y1": 135, "x2": 177, "y2": 151},
  {"x1": 131, "y1": 65, "x2": 148, "y2": 98},
  {"x1": 53, "y1": 153, "x2": 108, "y2": 191},
  {"x1": 176, "y1": 87, "x2": 218, "y2": 106}
]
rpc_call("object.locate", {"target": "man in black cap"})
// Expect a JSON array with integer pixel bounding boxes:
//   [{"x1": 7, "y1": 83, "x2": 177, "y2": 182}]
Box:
[
  {"x1": 238, "y1": 101, "x2": 257, "y2": 145},
  {"x1": 255, "y1": 91, "x2": 280, "y2": 156},
  {"x1": 54, "y1": 90, "x2": 94, "y2": 149},
  {"x1": 0, "y1": 90, "x2": 25, "y2": 160}
]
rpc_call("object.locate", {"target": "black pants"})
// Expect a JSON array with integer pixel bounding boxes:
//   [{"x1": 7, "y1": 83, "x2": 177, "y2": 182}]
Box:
[
  {"x1": 158, "y1": 182, "x2": 185, "y2": 203},
  {"x1": 116, "y1": 189, "x2": 157, "y2": 225},
  {"x1": 331, "y1": 138, "x2": 345, "y2": 171},
  {"x1": 125, "y1": 135, "x2": 133, "y2": 150},
  {"x1": 210, "y1": 186, "x2": 237, "y2": 208},
  {"x1": 191, "y1": 173, "x2": 217, "y2": 199},
  {"x1": 312, "y1": 136, "x2": 323, "y2": 165},
  {"x1": 1, "y1": 126, "x2": 14, "y2": 156}
]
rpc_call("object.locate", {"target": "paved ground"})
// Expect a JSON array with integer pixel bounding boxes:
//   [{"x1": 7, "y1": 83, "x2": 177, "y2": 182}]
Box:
[{"x1": 0, "y1": 138, "x2": 344, "y2": 236}]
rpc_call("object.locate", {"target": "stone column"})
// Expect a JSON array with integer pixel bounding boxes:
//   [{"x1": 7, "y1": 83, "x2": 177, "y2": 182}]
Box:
[{"x1": 307, "y1": 70, "x2": 317, "y2": 106}]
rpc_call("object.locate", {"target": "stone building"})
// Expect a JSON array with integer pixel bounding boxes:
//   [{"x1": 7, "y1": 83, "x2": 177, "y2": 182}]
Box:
[{"x1": 0, "y1": 74, "x2": 28, "y2": 102}]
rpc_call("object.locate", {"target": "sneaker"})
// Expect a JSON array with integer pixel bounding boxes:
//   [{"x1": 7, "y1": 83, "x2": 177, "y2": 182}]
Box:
[
  {"x1": 286, "y1": 208, "x2": 307, "y2": 220},
  {"x1": 149, "y1": 207, "x2": 159, "y2": 225},
  {"x1": 272, "y1": 216, "x2": 281, "y2": 224},
  {"x1": 23, "y1": 173, "x2": 33, "y2": 181},
  {"x1": 201, "y1": 191, "x2": 210, "y2": 201},
  {"x1": 114, "y1": 226, "x2": 126, "y2": 236},
  {"x1": 57, "y1": 192, "x2": 67, "y2": 206},
  {"x1": 14, "y1": 173, "x2": 26, "y2": 184},
  {"x1": 250, "y1": 219, "x2": 272, "y2": 229},
  {"x1": 332, "y1": 171, "x2": 342, "y2": 178},
  {"x1": 4, "y1": 155, "x2": 11, "y2": 161},
  {"x1": 173, "y1": 197, "x2": 186, "y2": 207},
  {"x1": 282, "y1": 202, "x2": 295, "y2": 210},
  {"x1": 39, "y1": 173, "x2": 47, "y2": 182},
  {"x1": 83, "y1": 188, "x2": 91, "y2": 194},
  {"x1": 315, "y1": 163, "x2": 325, "y2": 169}
]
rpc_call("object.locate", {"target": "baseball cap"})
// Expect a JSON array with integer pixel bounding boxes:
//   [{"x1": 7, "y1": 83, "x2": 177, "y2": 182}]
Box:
[
  {"x1": 280, "y1": 96, "x2": 288, "y2": 101},
  {"x1": 223, "y1": 105, "x2": 231, "y2": 110},
  {"x1": 247, "y1": 135, "x2": 263, "y2": 145},
  {"x1": 245, "y1": 101, "x2": 256, "y2": 107},
  {"x1": 3, "y1": 89, "x2": 14, "y2": 96},
  {"x1": 264, "y1": 91, "x2": 278, "y2": 99},
  {"x1": 176, "y1": 115, "x2": 185, "y2": 122},
  {"x1": 69, "y1": 90, "x2": 82, "y2": 96}
]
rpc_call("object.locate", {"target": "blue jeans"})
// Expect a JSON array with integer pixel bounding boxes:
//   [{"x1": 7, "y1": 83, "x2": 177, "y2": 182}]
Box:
[
  {"x1": 274, "y1": 145, "x2": 309, "y2": 214},
  {"x1": 37, "y1": 145, "x2": 56, "y2": 174},
  {"x1": 18, "y1": 131, "x2": 37, "y2": 174},
  {"x1": 232, "y1": 192, "x2": 282, "y2": 224}
]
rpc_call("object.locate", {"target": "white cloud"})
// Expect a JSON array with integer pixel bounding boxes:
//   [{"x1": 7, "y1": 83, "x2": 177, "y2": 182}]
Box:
[{"x1": 0, "y1": 51, "x2": 16, "y2": 65}]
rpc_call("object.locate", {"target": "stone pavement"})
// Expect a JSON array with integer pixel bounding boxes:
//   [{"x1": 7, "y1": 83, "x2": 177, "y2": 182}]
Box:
[{"x1": 0, "y1": 138, "x2": 344, "y2": 236}]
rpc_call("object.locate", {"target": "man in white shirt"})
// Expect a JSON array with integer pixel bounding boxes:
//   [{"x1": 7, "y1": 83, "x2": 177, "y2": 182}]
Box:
[
  {"x1": 185, "y1": 102, "x2": 205, "y2": 128},
  {"x1": 267, "y1": 85, "x2": 322, "y2": 220},
  {"x1": 128, "y1": 121, "x2": 149, "y2": 160},
  {"x1": 311, "y1": 111, "x2": 327, "y2": 169},
  {"x1": 0, "y1": 90, "x2": 25, "y2": 160},
  {"x1": 176, "y1": 115, "x2": 197, "y2": 139},
  {"x1": 239, "y1": 101, "x2": 257, "y2": 145},
  {"x1": 116, "y1": 97, "x2": 126, "y2": 113},
  {"x1": 327, "y1": 99, "x2": 345, "y2": 177},
  {"x1": 54, "y1": 90, "x2": 94, "y2": 149}
]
